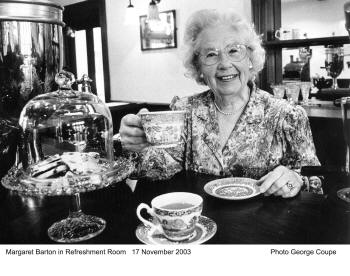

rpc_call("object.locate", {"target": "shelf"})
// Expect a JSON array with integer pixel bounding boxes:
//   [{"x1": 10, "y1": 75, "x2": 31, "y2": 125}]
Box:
[{"x1": 263, "y1": 36, "x2": 350, "y2": 49}]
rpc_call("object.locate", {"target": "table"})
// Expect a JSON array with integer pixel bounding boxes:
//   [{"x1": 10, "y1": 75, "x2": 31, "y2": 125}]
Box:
[
  {"x1": 302, "y1": 100, "x2": 341, "y2": 119},
  {"x1": 0, "y1": 172, "x2": 349, "y2": 244}
]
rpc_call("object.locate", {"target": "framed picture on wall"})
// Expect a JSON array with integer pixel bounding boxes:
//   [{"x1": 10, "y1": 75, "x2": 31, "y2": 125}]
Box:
[{"x1": 139, "y1": 10, "x2": 177, "y2": 51}]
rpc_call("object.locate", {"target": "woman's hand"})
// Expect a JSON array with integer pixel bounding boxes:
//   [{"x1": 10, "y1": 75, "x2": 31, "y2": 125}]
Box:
[
  {"x1": 257, "y1": 166, "x2": 303, "y2": 198},
  {"x1": 119, "y1": 108, "x2": 149, "y2": 152}
]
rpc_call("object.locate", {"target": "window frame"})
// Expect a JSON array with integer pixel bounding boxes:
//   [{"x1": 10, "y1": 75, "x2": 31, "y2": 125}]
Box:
[{"x1": 63, "y1": 0, "x2": 111, "y2": 102}]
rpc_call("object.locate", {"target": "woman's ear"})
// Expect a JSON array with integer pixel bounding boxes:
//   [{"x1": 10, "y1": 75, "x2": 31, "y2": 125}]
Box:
[
  {"x1": 248, "y1": 60, "x2": 256, "y2": 82},
  {"x1": 199, "y1": 72, "x2": 206, "y2": 84}
]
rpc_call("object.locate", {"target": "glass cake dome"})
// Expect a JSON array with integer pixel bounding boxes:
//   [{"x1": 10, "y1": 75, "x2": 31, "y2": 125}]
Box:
[
  {"x1": 2, "y1": 70, "x2": 135, "y2": 243},
  {"x1": 15, "y1": 70, "x2": 114, "y2": 195}
]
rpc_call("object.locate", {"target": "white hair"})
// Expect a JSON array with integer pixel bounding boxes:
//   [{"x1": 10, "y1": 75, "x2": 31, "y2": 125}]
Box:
[{"x1": 182, "y1": 9, "x2": 265, "y2": 85}]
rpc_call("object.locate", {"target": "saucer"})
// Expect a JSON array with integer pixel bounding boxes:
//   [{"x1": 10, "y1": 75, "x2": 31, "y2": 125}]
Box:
[
  {"x1": 135, "y1": 216, "x2": 217, "y2": 245},
  {"x1": 204, "y1": 177, "x2": 260, "y2": 200}
]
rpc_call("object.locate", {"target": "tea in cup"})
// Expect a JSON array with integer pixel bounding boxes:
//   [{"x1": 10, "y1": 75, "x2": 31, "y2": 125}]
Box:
[
  {"x1": 136, "y1": 192, "x2": 203, "y2": 241},
  {"x1": 139, "y1": 110, "x2": 186, "y2": 148}
]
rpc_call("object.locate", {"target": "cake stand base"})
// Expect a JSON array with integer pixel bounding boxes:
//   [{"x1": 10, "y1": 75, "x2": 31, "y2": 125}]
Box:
[{"x1": 47, "y1": 211, "x2": 106, "y2": 243}]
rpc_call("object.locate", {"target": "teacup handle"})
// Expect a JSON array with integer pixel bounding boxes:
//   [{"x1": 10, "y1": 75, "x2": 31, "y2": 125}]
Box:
[
  {"x1": 275, "y1": 29, "x2": 281, "y2": 40},
  {"x1": 136, "y1": 203, "x2": 163, "y2": 233}
]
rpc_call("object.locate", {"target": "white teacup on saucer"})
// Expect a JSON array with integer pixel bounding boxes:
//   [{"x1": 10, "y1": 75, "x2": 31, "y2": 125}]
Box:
[{"x1": 136, "y1": 192, "x2": 203, "y2": 241}]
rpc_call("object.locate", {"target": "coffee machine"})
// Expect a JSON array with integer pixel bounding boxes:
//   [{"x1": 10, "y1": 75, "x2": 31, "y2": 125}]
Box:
[
  {"x1": 314, "y1": 3, "x2": 350, "y2": 99},
  {"x1": 318, "y1": 43, "x2": 348, "y2": 100},
  {"x1": 0, "y1": 0, "x2": 64, "y2": 179}
]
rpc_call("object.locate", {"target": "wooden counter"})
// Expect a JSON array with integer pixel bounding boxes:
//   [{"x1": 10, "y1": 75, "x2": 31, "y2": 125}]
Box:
[
  {"x1": 302, "y1": 100, "x2": 342, "y2": 119},
  {"x1": 106, "y1": 100, "x2": 342, "y2": 120}
]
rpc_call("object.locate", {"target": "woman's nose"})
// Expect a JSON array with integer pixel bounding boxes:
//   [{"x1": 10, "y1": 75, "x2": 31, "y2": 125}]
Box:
[{"x1": 217, "y1": 52, "x2": 233, "y2": 69}]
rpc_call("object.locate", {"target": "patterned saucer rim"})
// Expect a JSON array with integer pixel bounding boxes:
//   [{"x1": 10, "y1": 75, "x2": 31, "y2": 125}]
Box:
[
  {"x1": 204, "y1": 177, "x2": 260, "y2": 200},
  {"x1": 135, "y1": 215, "x2": 217, "y2": 245}
]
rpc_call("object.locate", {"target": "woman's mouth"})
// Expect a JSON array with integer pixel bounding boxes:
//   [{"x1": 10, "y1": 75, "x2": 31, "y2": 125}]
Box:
[{"x1": 216, "y1": 74, "x2": 239, "y2": 81}]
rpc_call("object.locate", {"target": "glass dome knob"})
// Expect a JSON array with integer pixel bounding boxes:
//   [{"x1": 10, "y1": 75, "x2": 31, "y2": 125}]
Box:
[
  {"x1": 55, "y1": 70, "x2": 76, "y2": 90},
  {"x1": 77, "y1": 74, "x2": 93, "y2": 93}
]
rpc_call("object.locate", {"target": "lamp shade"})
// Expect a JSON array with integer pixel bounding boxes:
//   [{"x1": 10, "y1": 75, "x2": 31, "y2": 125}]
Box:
[
  {"x1": 124, "y1": 3, "x2": 136, "y2": 25},
  {"x1": 148, "y1": 0, "x2": 160, "y2": 21}
]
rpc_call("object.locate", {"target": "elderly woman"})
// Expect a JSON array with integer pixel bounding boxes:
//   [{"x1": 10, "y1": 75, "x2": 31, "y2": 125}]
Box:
[{"x1": 118, "y1": 9, "x2": 322, "y2": 197}]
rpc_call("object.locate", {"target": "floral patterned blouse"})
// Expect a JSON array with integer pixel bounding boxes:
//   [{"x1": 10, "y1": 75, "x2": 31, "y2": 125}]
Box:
[{"x1": 136, "y1": 83, "x2": 323, "y2": 194}]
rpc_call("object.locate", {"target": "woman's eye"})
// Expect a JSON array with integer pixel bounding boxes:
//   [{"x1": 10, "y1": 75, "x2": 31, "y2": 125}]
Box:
[
  {"x1": 205, "y1": 52, "x2": 218, "y2": 58},
  {"x1": 228, "y1": 48, "x2": 238, "y2": 55}
]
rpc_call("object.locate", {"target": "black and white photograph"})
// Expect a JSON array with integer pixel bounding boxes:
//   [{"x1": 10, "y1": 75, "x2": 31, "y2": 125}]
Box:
[{"x1": 0, "y1": 0, "x2": 349, "y2": 275}]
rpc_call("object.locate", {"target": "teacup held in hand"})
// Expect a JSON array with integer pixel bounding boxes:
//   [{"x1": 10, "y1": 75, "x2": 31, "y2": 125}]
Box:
[
  {"x1": 136, "y1": 192, "x2": 203, "y2": 241},
  {"x1": 139, "y1": 110, "x2": 186, "y2": 148}
]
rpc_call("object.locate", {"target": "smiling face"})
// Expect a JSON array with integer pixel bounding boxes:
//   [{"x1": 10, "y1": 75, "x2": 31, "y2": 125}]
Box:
[{"x1": 196, "y1": 24, "x2": 251, "y2": 98}]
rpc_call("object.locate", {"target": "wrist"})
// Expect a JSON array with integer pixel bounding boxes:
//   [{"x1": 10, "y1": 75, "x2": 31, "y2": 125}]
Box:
[
  {"x1": 113, "y1": 133, "x2": 141, "y2": 179},
  {"x1": 291, "y1": 169, "x2": 305, "y2": 191},
  {"x1": 113, "y1": 133, "x2": 140, "y2": 158}
]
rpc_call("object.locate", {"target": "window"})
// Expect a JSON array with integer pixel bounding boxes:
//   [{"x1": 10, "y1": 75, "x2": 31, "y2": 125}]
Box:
[{"x1": 63, "y1": 0, "x2": 110, "y2": 102}]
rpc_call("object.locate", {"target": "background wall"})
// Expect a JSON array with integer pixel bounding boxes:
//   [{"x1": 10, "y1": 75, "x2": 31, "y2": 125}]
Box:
[
  {"x1": 55, "y1": 0, "x2": 350, "y2": 101},
  {"x1": 105, "y1": 0, "x2": 251, "y2": 104},
  {"x1": 282, "y1": 0, "x2": 347, "y2": 38},
  {"x1": 55, "y1": 0, "x2": 251, "y2": 104}
]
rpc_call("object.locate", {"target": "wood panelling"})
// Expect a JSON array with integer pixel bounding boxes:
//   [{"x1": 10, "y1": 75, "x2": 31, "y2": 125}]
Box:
[{"x1": 252, "y1": 0, "x2": 282, "y2": 90}]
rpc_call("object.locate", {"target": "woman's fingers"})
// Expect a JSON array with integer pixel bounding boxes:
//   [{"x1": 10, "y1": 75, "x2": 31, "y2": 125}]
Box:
[
  {"x1": 123, "y1": 142, "x2": 149, "y2": 152},
  {"x1": 258, "y1": 166, "x2": 302, "y2": 198},
  {"x1": 120, "y1": 114, "x2": 142, "y2": 128},
  {"x1": 122, "y1": 135, "x2": 147, "y2": 145},
  {"x1": 273, "y1": 188, "x2": 284, "y2": 196},
  {"x1": 264, "y1": 173, "x2": 290, "y2": 195},
  {"x1": 256, "y1": 172, "x2": 270, "y2": 183},
  {"x1": 121, "y1": 126, "x2": 145, "y2": 137},
  {"x1": 270, "y1": 176, "x2": 295, "y2": 197},
  {"x1": 118, "y1": 109, "x2": 150, "y2": 152},
  {"x1": 137, "y1": 108, "x2": 149, "y2": 115},
  {"x1": 257, "y1": 166, "x2": 285, "y2": 193},
  {"x1": 281, "y1": 180, "x2": 302, "y2": 198}
]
